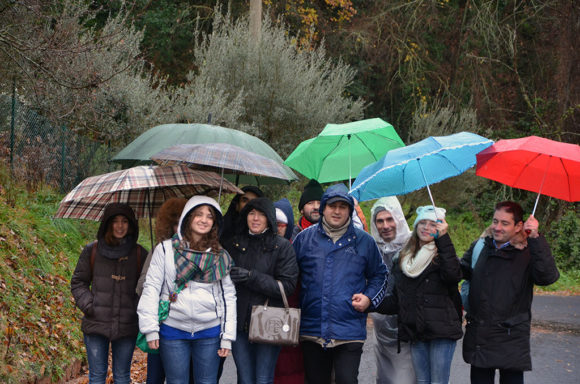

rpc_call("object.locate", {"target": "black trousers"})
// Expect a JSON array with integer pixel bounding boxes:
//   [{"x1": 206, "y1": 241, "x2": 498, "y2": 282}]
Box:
[
  {"x1": 471, "y1": 366, "x2": 524, "y2": 384},
  {"x1": 302, "y1": 341, "x2": 363, "y2": 384}
]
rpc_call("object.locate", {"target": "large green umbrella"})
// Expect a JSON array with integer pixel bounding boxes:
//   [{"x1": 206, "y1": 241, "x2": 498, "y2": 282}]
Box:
[
  {"x1": 112, "y1": 123, "x2": 297, "y2": 185},
  {"x1": 284, "y1": 118, "x2": 405, "y2": 187}
]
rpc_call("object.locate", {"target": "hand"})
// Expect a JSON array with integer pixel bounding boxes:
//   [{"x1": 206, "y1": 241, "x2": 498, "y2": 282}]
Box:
[
  {"x1": 524, "y1": 215, "x2": 539, "y2": 238},
  {"x1": 351, "y1": 293, "x2": 371, "y2": 312},
  {"x1": 147, "y1": 339, "x2": 159, "y2": 350},
  {"x1": 218, "y1": 348, "x2": 230, "y2": 357},
  {"x1": 436, "y1": 219, "x2": 449, "y2": 237},
  {"x1": 230, "y1": 267, "x2": 252, "y2": 283}
]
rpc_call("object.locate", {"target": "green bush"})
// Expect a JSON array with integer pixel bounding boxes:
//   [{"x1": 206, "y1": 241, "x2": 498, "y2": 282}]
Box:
[{"x1": 547, "y1": 210, "x2": 580, "y2": 271}]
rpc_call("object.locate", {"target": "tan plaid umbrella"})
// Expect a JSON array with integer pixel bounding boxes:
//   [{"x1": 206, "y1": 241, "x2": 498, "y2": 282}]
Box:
[{"x1": 54, "y1": 165, "x2": 242, "y2": 221}]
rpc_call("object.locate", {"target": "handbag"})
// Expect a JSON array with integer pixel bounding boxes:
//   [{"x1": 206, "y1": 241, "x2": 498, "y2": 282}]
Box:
[
  {"x1": 136, "y1": 281, "x2": 185, "y2": 354},
  {"x1": 248, "y1": 281, "x2": 301, "y2": 346}
]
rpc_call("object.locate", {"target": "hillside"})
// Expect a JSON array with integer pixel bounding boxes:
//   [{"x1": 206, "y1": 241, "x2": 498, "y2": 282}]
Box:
[{"x1": 0, "y1": 167, "x2": 96, "y2": 383}]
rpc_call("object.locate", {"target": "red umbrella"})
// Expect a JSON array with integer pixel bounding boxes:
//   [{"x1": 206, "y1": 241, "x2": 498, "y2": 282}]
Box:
[{"x1": 476, "y1": 136, "x2": 580, "y2": 215}]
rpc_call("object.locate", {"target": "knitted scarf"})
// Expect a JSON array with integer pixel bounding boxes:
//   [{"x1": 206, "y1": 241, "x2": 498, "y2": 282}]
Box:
[
  {"x1": 172, "y1": 234, "x2": 233, "y2": 286},
  {"x1": 400, "y1": 241, "x2": 437, "y2": 278}
]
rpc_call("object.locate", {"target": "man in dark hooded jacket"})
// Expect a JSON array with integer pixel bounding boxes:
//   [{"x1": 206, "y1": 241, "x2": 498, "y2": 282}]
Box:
[
  {"x1": 293, "y1": 184, "x2": 388, "y2": 384},
  {"x1": 461, "y1": 201, "x2": 559, "y2": 384}
]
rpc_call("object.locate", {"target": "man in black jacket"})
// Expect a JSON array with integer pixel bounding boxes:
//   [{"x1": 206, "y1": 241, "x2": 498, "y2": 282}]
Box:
[{"x1": 461, "y1": 201, "x2": 559, "y2": 384}]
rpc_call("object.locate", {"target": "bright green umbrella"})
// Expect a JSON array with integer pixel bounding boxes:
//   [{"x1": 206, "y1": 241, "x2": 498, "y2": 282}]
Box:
[
  {"x1": 284, "y1": 118, "x2": 405, "y2": 187},
  {"x1": 112, "y1": 123, "x2": 297, "y2": 185}
]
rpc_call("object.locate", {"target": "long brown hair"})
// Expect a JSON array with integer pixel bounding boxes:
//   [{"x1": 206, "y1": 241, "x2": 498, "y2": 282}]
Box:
[
  {"x1": 104, "y1": 215, "x2": 133, "y2": 246},
  {"x1": 182, "y1": 205, "x2": 222, "y2": 251},
  {"x1": 155, "y1": 198, "x2": 187, "y2": 243},
  {"x1": 398, "y1": 225, "x2": 438, "y2": 267}
]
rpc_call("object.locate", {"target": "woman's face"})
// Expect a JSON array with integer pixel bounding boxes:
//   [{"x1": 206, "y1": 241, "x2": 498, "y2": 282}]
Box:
[
  {"x1": 416, "y1": 219, "x2": 437, "y2": 244},
  {"x1": 190, "y1": 205, "x2": 215, "y2": 238},
  {"x1": 247, "y1": 209, "x2": 268, "y2": 234},
  {"x1": 111, "y1": 215, "x2": 129, "y2": 239}
]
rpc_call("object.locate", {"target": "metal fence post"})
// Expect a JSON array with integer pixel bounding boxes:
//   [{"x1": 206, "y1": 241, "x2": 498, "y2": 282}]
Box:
[
  {"x1": 10, "y1": 78, "x2": 16, "y2": 175},
  {"x1": 61, "y1": 125, "x2": 66, "y2": 193}
]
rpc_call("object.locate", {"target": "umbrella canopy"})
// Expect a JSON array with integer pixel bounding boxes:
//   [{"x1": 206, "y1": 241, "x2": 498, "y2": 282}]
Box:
[
  {"x1": 54, "y1": 165, "x2": 243, "y2": 221},
  {"x1": 151, "y1": 143, "x2": 293, "y2": 185},
  {"x1": 350, "y1": 132, "x2": 494, "y2": 205},
  {"x1": 476, "y1": 136, "x2": 580, "y2": 214},
  {"x1": 284, "y1": 118, "x2": 405, "y2": 186},
  {"x1": 112, "y1": 123, "x2": 297, "y2": 184}
]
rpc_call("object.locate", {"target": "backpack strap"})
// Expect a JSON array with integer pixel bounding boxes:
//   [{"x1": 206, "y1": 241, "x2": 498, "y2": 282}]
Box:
[{"x1": 471, "y1": 238, "x2": 485, "y2": 269}]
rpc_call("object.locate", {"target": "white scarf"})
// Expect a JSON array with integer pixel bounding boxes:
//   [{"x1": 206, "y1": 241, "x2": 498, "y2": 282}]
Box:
[{"x1": 401, "y1": 242, "x2": 437, "y2": 278}]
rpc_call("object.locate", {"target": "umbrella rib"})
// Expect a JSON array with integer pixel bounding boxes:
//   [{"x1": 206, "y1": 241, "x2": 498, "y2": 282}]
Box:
[
  {"x1": 559, "y1": 156, "x2": 572, "y2": 200},
  {"x1": 351, "y1": 135, "x2": 383, "y2": 161},
  {"x1": 510, "y1": 153, "x2": 542, "y2": 186}
]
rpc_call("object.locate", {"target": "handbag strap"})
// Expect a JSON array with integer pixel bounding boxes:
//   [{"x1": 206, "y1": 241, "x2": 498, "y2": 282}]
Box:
[
  {"x1": 277, "y1": 281, "x2": 289, "y2": 309},
  {"x1": 263, "y1": 281, "x2": 290, "y2": 309}
]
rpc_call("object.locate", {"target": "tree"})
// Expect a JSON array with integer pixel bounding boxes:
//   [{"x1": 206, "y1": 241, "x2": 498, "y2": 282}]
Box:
[
  {"x1": 181, "y1": 9, "x2": 365, "y2": 156},
  {"x1": 0, "y1": 0, "x2": 172, "y2": 144}
]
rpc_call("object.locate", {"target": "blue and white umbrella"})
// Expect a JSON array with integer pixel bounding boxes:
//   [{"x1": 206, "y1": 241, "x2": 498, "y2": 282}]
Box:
[{"x1": 349, "y1": 132, "x2": 493, "y2": 209}]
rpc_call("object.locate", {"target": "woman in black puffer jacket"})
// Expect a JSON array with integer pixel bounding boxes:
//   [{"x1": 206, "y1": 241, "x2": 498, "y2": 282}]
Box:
[
  {"x1": 376, "y1": 205, "x2": 463, "y2": 384},
  {"x1": 71, "y1": 203, "x2": 147, "y2": 384},
  {"x1": 223, "y1": 197, "x2": 298, "y2": 384}
]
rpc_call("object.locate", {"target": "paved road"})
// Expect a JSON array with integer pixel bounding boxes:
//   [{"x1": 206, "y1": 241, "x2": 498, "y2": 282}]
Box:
[{"x1": 217, "y1": 295, "x2": 580, "y2": 384}]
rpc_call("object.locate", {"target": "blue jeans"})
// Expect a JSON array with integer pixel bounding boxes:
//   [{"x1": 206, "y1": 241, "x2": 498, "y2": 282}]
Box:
[
  {"x1": 232, "y1": 331, "x2": 281, "y2": 384},
  {"x1": 160, "y1": 336, "x2": 221, "y2": 384},
  {"x1": 410, "y1": 339, "x2": 456, "y2": 384},
  {"x1": 83, "y1": 333, "x2": 136, "y2": 384},
  {"x1": 146, "y1": 352, "x2": 165, "y2": 384}
]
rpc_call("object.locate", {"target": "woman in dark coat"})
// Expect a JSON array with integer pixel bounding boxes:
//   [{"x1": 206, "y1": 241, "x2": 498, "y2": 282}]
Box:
[
  {"x1": 223, "y1": 197, "x2": 299, "y2": 384},
  {"x1": 376, "y1": 205, "x2": 463, "y2": 384},
  {"x1": 71, "y1": 203, "x2": 147, "y2": 384}
]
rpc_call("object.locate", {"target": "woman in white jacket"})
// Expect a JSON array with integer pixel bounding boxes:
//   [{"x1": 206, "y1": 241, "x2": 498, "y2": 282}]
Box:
[{"x1": 138, "y1": 195, "x2": 236, "y2": 384}]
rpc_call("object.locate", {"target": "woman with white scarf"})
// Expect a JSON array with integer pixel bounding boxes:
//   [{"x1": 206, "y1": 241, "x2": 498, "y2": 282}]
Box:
[{"x1": 374, "y1": 205, "x2": 463, "y2": 384}]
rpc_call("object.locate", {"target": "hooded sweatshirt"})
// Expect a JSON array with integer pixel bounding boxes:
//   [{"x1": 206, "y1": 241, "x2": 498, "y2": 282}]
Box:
[
  {"x1": 138, "y1": 196, "x2": 237, "y2": 349},
  {"x1": 71, "y1": 203, "x2": 147, "y2": 340},
  {"x1": 274, "y1": 198, "x2": 295, "y2": 241}
]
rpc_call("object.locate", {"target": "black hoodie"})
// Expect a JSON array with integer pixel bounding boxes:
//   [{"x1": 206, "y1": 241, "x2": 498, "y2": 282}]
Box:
[
  {"x1": 223, "y1": 197, "x2": 298, "y2": 332},
  {"x1": 71, "y1": 203, "x2": 147, "y2": 340}
]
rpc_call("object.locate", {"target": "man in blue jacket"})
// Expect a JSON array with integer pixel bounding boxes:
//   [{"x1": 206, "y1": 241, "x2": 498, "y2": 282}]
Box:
[{"x1": 293, "y1": 184, "x2": 388, "y2": 384}]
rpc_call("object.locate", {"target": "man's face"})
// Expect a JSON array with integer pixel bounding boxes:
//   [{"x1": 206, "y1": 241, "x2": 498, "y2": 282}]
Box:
[
  {"x1": 375, "y1": 210, "x2": 397, "y2": 242},
  {"x1": 237, "y1": 191, "x2": 258, "y2": 212},
  {"x1": 491, "y1": 208, "x2": 523, "y2": 246},
  {"x1": 301, "y1": 200, "x2": 321, "y2": 223},
  {"x1": 323, "y1": 201, "x2": 350, "y2": 228}
]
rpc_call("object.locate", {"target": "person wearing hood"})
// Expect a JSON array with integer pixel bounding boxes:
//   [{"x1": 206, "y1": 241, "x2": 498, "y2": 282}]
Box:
[
  {"x1": 369, "y1": 197, "x2": 415, "y2": 384},
  {"x1": 292, "y1": 179, "x2": 324, "y2": 238},
  {"x1": 71, "y1": 203, "x2": 148, "y2": 384},
  {"x1": 375, "y1": 205, "x2": 463, "y2": 384},
  {"x1": 136, "y1": 197, "x2": 187, "y2": 384},
  {"x1": 273, "y1": 197, "x2": 305, "y2": 383},
  {"x1": 274, "y1": 198, "x2": 295, "y2": 241},
  {"x1": 223, "y1": 197, "x2": 299, "y2": 384},
  {"x1": 138, "y1": 196, "x2": 236, "y2": 384},
  {"x1": 220, "y1": 185, "x2": 264, "y2": 244},
  {"x1": 293, "y1": 184, "x2": 388, "y2": 384}
]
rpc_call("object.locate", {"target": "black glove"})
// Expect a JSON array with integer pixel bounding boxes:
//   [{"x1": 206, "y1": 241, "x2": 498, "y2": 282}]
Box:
[{"x1": 230, "y1": 267, "x2": 252, "y2": 283}]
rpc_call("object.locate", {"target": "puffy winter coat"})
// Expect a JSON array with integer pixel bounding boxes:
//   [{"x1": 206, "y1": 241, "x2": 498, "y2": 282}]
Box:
[
  {"x1": 137, "y1": 196, "x2": 237, "y2": 350},
  {"x1": 293, "y1": 184, "x2": 388, "y2": 342},
  {"x1": 461, "y1": 235, "x2": 559, "y2": 371},
  {"x1": 71, "y1": 203, "x2": 147, "y2": 340},
  {"x1": 376, "y1": 233, "x2": 463, "y2": 342},
  {"x1": 223, "y1": 197, "x2": 298, "y2": 332}
]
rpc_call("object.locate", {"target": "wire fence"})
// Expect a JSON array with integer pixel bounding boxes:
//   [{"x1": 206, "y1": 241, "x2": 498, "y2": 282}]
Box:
[{"x1": 0, "y1": 92, "x2": 117, "y2": 192}]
